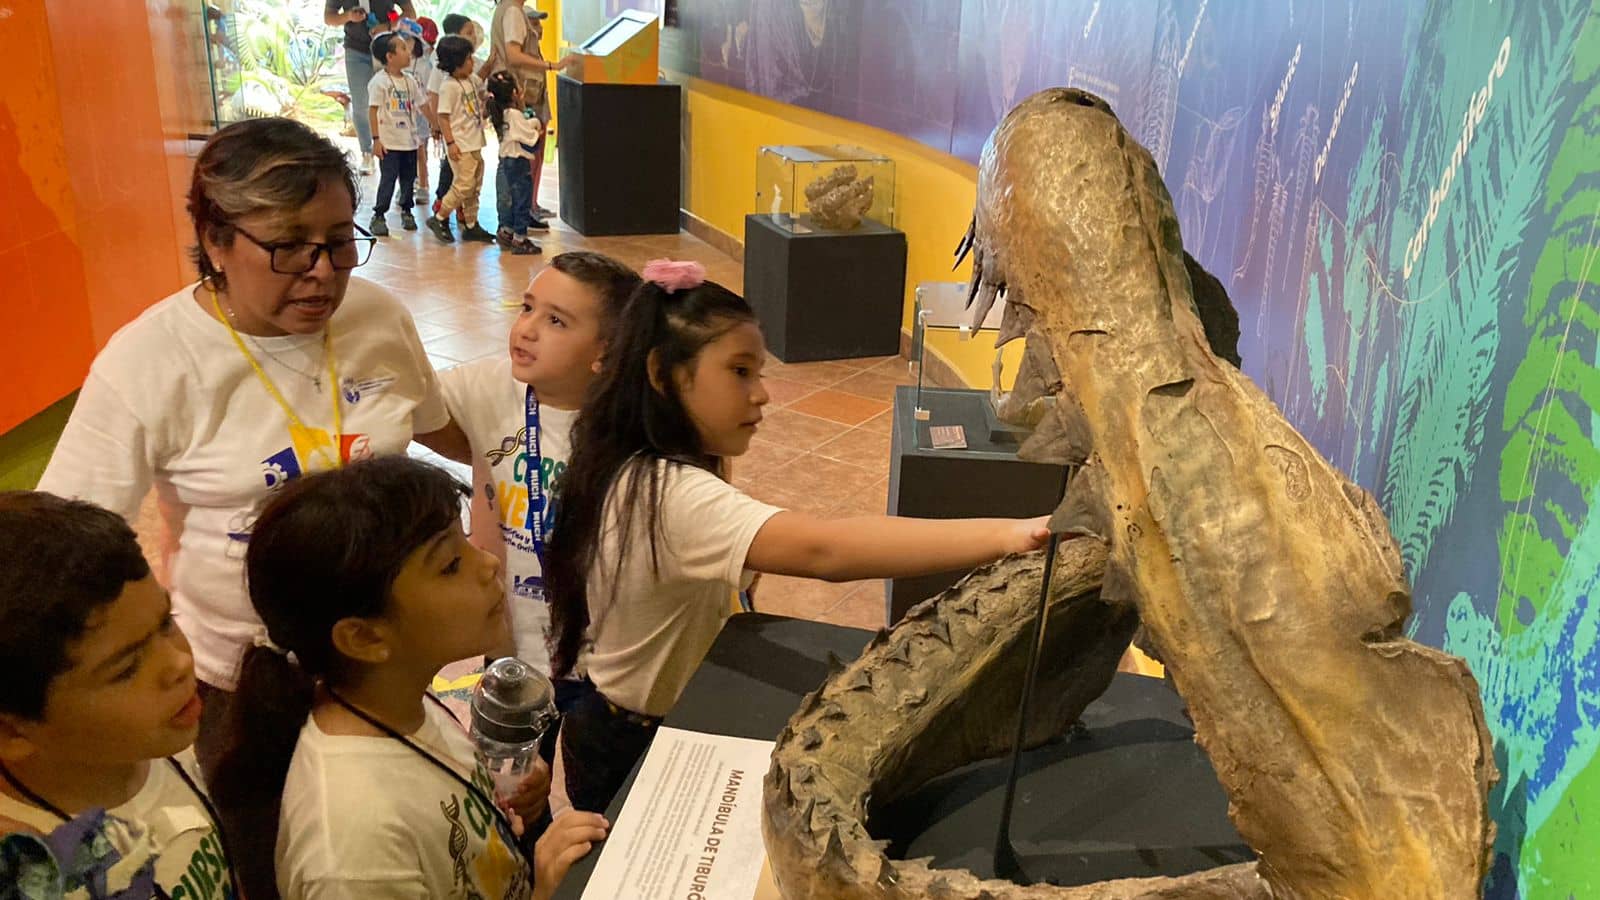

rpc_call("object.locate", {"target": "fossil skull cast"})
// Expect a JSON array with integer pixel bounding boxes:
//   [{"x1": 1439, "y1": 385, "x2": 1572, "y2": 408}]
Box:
[{"x1": 761, "y1": 88, "x2": 1497, "y2": 899}]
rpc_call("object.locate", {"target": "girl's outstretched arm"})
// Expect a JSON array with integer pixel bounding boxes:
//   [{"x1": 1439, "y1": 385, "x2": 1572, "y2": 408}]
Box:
[{"x1": 746, "y1": 512, "x2": 1052, "y2": 582}]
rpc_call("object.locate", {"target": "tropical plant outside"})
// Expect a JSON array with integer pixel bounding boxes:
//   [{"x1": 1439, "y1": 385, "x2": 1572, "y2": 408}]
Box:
[{"x1": 206, "y1": 0, "x2": 497, "y2": 131}]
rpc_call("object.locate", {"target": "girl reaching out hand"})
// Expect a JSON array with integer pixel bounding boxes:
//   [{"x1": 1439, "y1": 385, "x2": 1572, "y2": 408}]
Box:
[{"x1": 544, "y1": 259, "x2": 1051, "y2": 814}]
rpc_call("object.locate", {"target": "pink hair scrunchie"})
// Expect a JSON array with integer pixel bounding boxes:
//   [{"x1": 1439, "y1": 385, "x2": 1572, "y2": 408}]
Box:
[{"x1": 642, "y1": 258, "x2": 706, "y2": 294}]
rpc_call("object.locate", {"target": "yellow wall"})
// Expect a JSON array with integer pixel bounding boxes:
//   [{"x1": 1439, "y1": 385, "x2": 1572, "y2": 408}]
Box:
[{"x1": 675, "y1": 76, "x2": 1020, "y2": 388}]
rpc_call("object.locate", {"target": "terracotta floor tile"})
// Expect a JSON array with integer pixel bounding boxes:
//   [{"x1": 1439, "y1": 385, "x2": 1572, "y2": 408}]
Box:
[
  {"x1": 762, "y1": 360, "x2": 858, "y2": 387},
  {"x1": 814, "y1": 427, "x2": 892, "y2": 475},
  {"x1": 760, "y1": 376, "x2": 820, "y2": 409},
  {"x1": 752, "y1": 408, "x2": 851, "y2": 451},
  {"x1": 786, "y1": 389, "x2": 891, "y2": 427},
  {"x1": 413, "y1": 317, "x2": 464, "y2": 343},
  {"x1": 819, "y1": 584, "x2": 889, "y2": 631},
  {"x1": 764, "y1": 453, "x2": 884, "y2": 510},
  {"x1": 858, "y1": 410, "x2": 898, "y2": 435},
  {"x1": 834, "y1": 369, "x2": 916, "y2": 403},
  {"x1": 743, "y1": 478, "x2": 836, "y2": 516},
  {"x1": 827, "y1": 477, "x2": 891, "y2": 518},
  {"x1": 751, "y1": 574, "x2": 856, "y2": 621},
  {"x1": 416, "y1": 304, "x2": 511, "y2": 332},
  {"x1": 427, "y1": 351, "x2": 463, "y2": 371},
  {"x1": 836, "y1": 355, "x2": 901, "y2": 371},
  {"x1": 425, "y1": 327, "x2": 507, "y2": 363},
  {"x1": 730, "y1": 437, "x2": 806, "y2": 482},
  {"x1": 871, "y1": 356, "x2": 919, "y2": 380}
]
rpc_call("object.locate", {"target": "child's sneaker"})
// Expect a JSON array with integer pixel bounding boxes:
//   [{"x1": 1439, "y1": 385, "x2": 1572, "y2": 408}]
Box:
[
  {"x1": 527, "y1": 217, "x2": 551, "y2": 232},
  {"x1": 360, "y1": 152, "x2": 374, "y2": 175},
  {"x1": 460, "y1": 223, "x2": 497, "y2": 244},
  {"x1": 496, "y1": 227, "x2": 517, "y2": 249},
  {"x1": 400, "y1": 211, "x2": 418, "y2": 231},
  {"x1": 369, "y1": 214, "x2": 390, "y2": 237},
  {"x1": 425, "y1": 215, "x2": 455, "y2": 243},
  {"x1": 508, "y1": 237, "x2": 541, "y2": 255}
]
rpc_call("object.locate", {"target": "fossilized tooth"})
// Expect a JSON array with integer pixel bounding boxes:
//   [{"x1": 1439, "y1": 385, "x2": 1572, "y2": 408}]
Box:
[
  {"x1": 763, "y1": 86, "x2": 1495, "y2": 900},
  {"x1": 994, "y1": 329, "x2": 1064, "y2": 429}
]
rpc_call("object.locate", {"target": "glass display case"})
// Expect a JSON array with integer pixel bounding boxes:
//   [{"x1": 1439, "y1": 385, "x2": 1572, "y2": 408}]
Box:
[
  {"x1": 910, "y1": 281, "x2": 1002, "y2": 427},
  {"x1": 755, "y1": 145, "x2": 896, "y2": 232}
]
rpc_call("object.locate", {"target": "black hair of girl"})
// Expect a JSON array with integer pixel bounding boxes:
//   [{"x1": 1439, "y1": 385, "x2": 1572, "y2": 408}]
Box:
[
  {"x1": 484, "y1": 70, "x2": 518, "y2": 141},
  {"x1": 208, "y1": 456, "x2": 468, "y2": 900},
  {"x1": 545, "y1": 278, "x2": 756, "y2": 678},
  {"x1": 435, "y1": 34, "x2": 474, "y2": 76}
]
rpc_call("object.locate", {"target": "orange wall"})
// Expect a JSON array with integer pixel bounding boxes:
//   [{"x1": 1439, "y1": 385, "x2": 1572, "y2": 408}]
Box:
[{"x1": 1, "y1": 0, "x2": 193, "y2": 434}]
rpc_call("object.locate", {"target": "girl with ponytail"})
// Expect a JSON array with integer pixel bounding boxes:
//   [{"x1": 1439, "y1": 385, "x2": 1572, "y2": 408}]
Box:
[
  {"x1": 210, "y1": 456, "x2": 607, "y2": 900},
  {"x1": 543, "y1": 261, "x2": 1051, "y2": 814}
]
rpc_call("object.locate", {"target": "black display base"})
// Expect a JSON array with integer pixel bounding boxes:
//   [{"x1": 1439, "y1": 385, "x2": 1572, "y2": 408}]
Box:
[
  {"x1": 553, "y1": 615, "x2": 1247, "y2": 897},
  {"x1": 872, "y1": 674, "x2": 1251, "y2": 886},
  {"x1": 556, "y1": 76, "x2": 681, "y2": 236},
  {"x1": 887, "y1": 385, "x2": 1068, "y2": 622},
  {"x1": 744, "y1": 213, "x2": 907, "y2": 362}
]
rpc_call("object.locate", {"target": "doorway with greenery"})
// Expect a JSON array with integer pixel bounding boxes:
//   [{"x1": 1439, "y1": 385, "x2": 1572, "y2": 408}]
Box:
[{"x1": 202, "y1": 0, "x2": 498, "y2": 132}]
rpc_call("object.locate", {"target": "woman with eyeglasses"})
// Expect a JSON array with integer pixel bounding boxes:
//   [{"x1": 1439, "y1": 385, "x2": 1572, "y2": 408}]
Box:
[{"x1": 37, "y1": 117, "x2": 461, "y2": 782}]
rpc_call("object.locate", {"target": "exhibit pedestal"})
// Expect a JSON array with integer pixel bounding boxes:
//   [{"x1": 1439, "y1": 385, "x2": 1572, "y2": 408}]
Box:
[
  {"x1": 888, "y1": 385, "x2": 1068, "y2": 623},
  {"x1": 554, "y1": 615, "x2": 1246, "y2": 897},
  {"x1": 744, "y1": 213, "x2": 907, "y2": 362},
  {"x1": 556, "y1": 76, "x2": 681, "y2": 236}
]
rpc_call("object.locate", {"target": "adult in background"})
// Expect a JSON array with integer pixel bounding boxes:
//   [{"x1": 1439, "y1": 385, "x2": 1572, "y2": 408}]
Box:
[
  {"x1": 489, "y1": 0, "x2": 575, "y2": 240},
  {"x1": 325, "y1": 0, "x2": 417, "y2": 174},
  {"x1": 37, "y1": 118, "x2": 460, "y2": 782}
]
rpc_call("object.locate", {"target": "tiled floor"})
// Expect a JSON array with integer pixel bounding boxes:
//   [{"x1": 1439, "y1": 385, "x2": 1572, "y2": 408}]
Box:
[{"x1": 363, "y1": 158, "x2": 904, "y2": 632}]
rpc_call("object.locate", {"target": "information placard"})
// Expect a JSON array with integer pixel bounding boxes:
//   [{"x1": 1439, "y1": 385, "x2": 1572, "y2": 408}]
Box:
[{"x1": 581, "y1": 728, "x2": 774, "y2": 900}]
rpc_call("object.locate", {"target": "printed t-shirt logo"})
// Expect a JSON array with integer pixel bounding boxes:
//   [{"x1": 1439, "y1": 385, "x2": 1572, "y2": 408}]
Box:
[{"x1": 259, "y1": 433, "x2": 373, "y2": 489}]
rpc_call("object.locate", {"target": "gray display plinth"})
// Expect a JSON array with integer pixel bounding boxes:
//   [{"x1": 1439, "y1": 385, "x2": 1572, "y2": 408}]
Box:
[{"x1": 887, "y1": 385, "x2": 1068, "y2": 623}]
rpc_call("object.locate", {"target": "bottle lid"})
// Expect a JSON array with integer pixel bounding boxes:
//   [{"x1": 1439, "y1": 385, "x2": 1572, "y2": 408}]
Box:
[{"x1": 470, "y1": 657, "x2": 558, "y2": 744}]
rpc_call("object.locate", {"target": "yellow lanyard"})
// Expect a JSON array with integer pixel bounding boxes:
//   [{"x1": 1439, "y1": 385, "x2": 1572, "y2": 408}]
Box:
[{"x1": 209, "y1": 286, "x2": 344, "y2": 469}]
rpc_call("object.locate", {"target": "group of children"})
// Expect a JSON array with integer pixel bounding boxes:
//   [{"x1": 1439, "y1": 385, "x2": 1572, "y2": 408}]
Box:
[
  {"x1": 366, "y1": 12, "x2": 560, "y2": 255},
  {"x1": 1, "y1": 250, "x2": 1049, "y2": 897}
]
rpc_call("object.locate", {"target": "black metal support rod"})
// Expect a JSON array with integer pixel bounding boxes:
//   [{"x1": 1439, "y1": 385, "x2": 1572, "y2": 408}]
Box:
[{"x1": 993, "y1": 465, "x2": 1074, "y2": 883}]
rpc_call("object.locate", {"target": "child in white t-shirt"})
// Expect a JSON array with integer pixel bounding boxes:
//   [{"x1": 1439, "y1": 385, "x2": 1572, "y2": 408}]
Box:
[
  {"x1": 485, "y1": 71, "x2": 545, "y2": 255},
  {"x1": 366, "y1": 32, "x2": 424, "y2": 237},
  {"x1": 210, "y1": 457, "x2": 607, "y2": 900},
  {"x1": 0, "y1": 492, "x2": 235, "y2": 899},
  {"x1": 436, "y1": 252, "x2": 640, "y2": 704},
  {"x1": 407, "y1": 19, "x2": 437, "y2": 200},
  {"x1": 429, "y1": 34, "x2": 497, "y2": 245},
  {"x1": 542, "y1": 260, "x2": 1053, "y2": 814}
]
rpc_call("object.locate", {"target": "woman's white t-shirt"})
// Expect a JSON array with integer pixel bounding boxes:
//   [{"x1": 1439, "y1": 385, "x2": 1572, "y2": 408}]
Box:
[
  {"x1": 439, "y1": 358, "x2": 575, "y2": 670},
  {"x1": 578, "y1": 459, "x2": 782, "y2": 717},
  {"x1": 277, "y1": 700, "x2": 532, "y2": 900},
  {"x1": 0, "y1": 751, "x2": 231, "y2": 900},
  {"x1": 37, "y1": 279, "x2": 449, "y2": 689}
]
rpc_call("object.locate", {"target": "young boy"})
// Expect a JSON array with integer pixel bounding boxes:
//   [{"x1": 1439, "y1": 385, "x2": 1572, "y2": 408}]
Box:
[
  {"x1": 367, "y1": 31, "x2": 424, "y2": 236},
  {"x1": 428, "y1": 34, "x2": 496, "y2": 244},
  {"x1": 431, "y1": 253, "x2": 642, "y2": 682},
  {"x1": 0, "y1": 492, "x2": 234, "y2": 899},
  {"x1": 426, "y1": 14, "x2": 480, "y2": 217}
]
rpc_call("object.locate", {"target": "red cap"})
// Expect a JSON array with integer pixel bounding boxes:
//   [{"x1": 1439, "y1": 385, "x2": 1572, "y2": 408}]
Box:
[{"x1": 417, "y1": 15, "x2": 439, "y2": 44}]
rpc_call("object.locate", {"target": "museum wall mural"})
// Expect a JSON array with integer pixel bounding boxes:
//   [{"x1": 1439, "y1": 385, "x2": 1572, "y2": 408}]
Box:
[{"x1": 565, "y1": 0, "x2": 1600, "y2": 895}]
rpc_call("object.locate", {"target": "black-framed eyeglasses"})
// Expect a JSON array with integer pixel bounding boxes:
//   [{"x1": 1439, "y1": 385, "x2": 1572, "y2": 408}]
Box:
[{"x1": 232, "y1": 223, "x2": 377, "y2": 274}]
